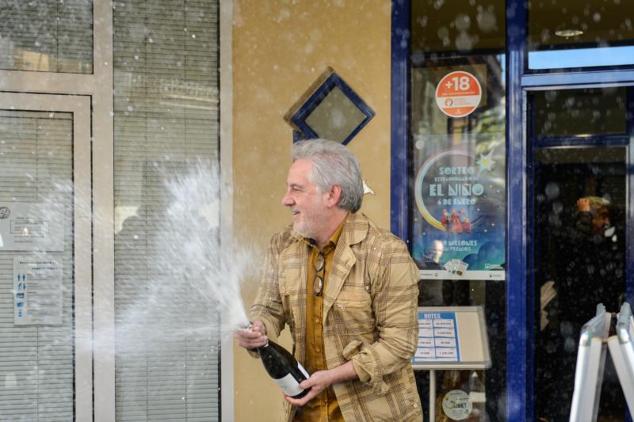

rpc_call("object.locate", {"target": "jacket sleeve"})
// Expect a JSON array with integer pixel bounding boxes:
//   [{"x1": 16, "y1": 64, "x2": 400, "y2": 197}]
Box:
[
  {"x1": 343, "y1": 234, "x2": 419, "y2": 394},
  {"x1": 249, "y1": 233, "x2": 287, "y2": 342}
]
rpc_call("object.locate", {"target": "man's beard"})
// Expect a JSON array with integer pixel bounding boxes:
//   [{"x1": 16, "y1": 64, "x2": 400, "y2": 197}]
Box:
[{"x1": 293, "y1": 221, "x2": 315, "y2": 239}]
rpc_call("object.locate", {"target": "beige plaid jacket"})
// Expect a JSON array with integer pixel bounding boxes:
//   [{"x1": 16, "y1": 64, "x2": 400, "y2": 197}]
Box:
[{"x1": 250, "y1": 212, "x2": 423, "y2": 421}]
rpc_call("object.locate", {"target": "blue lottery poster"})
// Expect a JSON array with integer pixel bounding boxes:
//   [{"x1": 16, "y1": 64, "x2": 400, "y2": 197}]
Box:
[{"x1": 411, "y1": 146, "x2": 506, "y2": 280}]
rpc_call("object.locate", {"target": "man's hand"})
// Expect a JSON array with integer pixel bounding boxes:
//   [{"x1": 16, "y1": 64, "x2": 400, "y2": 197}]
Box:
[
  {"x1": 285, "y1": 370, "x2": 334, "y2": 407},
  {"x1": 234, "y1": 320, "x2": 268, "y2": 349},
  {"x1": 284, "y1": 361, "x2": 358, "y2": 406}
]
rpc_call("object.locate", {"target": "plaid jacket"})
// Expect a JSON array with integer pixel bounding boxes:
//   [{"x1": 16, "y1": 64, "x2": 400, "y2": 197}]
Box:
[{"x1": 250, "y1": 212, "x2": 423, "y2": 421}]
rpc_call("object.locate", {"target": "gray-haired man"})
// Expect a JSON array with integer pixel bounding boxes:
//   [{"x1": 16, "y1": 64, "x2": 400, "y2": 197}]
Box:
[{"x1": 236, "y1": 139, "x2": 422, "y2": 421}]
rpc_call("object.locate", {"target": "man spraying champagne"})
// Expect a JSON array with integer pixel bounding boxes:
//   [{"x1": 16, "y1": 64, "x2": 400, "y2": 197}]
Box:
[{"x1": 235, "y1": 139, "x2": 423, "y2": 421}]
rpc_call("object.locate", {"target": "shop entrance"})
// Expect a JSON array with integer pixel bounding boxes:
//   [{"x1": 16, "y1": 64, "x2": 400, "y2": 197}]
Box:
[{"x1": 529, "y1": 87, "x2": 631, "y2": 421}]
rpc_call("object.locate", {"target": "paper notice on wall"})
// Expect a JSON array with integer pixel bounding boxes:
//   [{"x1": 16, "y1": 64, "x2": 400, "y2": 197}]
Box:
[
  {"x1": 0, "y1": 202, "x2": 65, "y2": 252},
  {"x1": 14, "y1": 256, "x2": 64, "y2": 325}
]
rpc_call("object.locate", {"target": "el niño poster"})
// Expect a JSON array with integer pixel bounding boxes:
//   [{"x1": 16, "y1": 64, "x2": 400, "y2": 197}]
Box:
[{"x1": 412, "y1": 147, "x2": 505, "y2": 279}]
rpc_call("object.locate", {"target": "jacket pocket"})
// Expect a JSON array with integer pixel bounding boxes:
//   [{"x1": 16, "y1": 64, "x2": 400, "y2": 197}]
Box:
[
  {"x1": 334, "y1": 285, "x2": 374, "y2": 335},
  {"x1": 337, "y1": 284, "x2": 371, "y2": 306}
]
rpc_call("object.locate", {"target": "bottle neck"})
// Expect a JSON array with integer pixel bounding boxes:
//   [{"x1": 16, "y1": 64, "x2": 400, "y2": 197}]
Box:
[{"x1": 253, "y1": 340, "x2": 270, "y2": 353}]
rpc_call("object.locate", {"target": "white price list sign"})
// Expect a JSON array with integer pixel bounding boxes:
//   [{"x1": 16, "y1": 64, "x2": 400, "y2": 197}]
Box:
[
  {"x1": 14, "y1": 256, "x2": 64, "y2": 325},
  {"x1": 412, "y1": 306, "x2": 490, "y2": 370},
  {"x1": 414, "y1": 311, "x2": 460, "y2": 363}
]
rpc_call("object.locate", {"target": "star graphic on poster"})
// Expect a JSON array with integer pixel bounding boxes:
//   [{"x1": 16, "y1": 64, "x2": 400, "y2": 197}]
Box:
[{"x1": 477, "y1": 150, "x2": 495, "y2": 173}]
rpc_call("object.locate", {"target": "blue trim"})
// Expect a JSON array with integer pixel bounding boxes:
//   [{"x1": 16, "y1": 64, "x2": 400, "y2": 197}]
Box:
[
  {"x1": 525, "y1": 94, "x2": 538, "y2": 422},
  {"x1": 390, "y1": 0, "x2": 410, "y2": 241},
  {"x1": 289, "y1": 72, "x2": 375, "y2": 145},
  {"x1": 506, "y1": 0, "x2": 529, "y2": 421},
  {"x1": 292, "y1": 130, "x2": 303, "y2": 143},
  {"x1": 522, "y1": 70, "x2": 634, "y2": 89}
]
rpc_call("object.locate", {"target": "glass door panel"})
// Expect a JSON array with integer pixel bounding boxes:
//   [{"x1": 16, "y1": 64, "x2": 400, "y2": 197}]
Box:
[
  {"x1": 410, "y1": 53, "x2": 507, "y2": 421},
  {"x1": 528, "y1": 0, "x2": 634, "y2": 69},
  {"x1": 533, "y1": 146, "x2": 626, "y2": 420},
  {"x1": 530, "y1": 87, "x2": 629, "y2": 421}
]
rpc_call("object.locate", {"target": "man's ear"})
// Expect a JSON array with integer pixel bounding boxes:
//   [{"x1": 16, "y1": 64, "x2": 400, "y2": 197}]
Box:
[{"x1": 326, "y1": 185, "x2": 342, "y2": 208}]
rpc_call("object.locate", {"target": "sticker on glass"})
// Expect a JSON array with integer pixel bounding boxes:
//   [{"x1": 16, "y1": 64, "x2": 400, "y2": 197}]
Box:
[
  {"x1": 442, "y1": 389, "x2": 472, "y2": 420},
  {"x1": 435, "y1": 71, "x2": 482, "y2": 118}
]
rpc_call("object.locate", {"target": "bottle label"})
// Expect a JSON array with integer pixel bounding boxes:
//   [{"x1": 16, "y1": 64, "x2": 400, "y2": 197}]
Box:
[
  {"x1": 297, "y1": 362, "x2": 309, "y2": 379},
  {"x1": 442, "y1": 389, "x2": 472, "y2": 420},
  {"x1": 273, "y1": 373, "x2": 303, "y2": 397}
]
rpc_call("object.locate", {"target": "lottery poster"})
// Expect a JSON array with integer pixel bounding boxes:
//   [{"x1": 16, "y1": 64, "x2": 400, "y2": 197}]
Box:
[{"x1": 411, "y1": 146, "x2": 506, "y2": 280}]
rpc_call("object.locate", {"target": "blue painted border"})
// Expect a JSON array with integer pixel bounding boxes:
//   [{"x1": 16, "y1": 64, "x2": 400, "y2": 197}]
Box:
[
  {"x1": 290, "y1": 72, "x2": 375, "y2": 145},
  {"x1": 506, "y1": 0, "x2": 529, "y2": 420},
  {"x1": 390, "y1": 0, "x2": 410, "y2": 241}
]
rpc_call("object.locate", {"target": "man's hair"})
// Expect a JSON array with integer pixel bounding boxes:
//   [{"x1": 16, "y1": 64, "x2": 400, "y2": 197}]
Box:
[{"x1": 292, "y1": 139, "x2": 364, "y2": 212}]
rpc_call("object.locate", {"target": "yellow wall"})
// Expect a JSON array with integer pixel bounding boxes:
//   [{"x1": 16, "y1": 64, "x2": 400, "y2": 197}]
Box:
[{"x1": 232, "y1": 1, "x2": 392, "y2": 420}]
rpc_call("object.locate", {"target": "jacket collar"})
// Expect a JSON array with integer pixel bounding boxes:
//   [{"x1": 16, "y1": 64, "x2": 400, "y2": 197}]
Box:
[{"x1": 339, "y1": 212, "x2": 370, "y2": 247}]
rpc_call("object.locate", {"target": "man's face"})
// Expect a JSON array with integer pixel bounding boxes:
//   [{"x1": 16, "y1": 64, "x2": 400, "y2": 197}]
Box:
[{"x1": 281, "y1": 159, "x2": 330, "y2": 239}]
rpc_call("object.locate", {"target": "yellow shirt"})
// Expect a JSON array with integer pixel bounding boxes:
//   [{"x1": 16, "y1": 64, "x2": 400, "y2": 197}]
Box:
[{"x1": 295, "y1": 222, "x2": 345, "y2": 422}]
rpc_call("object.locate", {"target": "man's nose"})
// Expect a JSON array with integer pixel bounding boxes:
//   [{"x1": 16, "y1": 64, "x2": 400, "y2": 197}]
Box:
[{"x1": 281, "y1": 192, "x2": 293, "y2": 207}]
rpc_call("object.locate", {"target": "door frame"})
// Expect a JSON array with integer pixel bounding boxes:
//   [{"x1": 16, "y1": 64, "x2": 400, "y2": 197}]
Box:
[
  {"x1": 0, "y1": 92, "x2": 93, "y2": 420},
  {"x1": 509, "y1": 81, "x2": 634, "y2": 421},
  {"x1": 525, "y1": 86, "x2": 632, "y2": 420}
]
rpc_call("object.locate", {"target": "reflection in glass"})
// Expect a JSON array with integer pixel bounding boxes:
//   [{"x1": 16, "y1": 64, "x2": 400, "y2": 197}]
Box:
[
  {"x1": 0, "y1": 111, "x2": 75, "y2": 419},
  {"x1": 532, "y1": 88, "x2": 626, "y2": 137},
  {"x1": 410, "y1": 55, "x2": 506, "y2": 421},
  {"x1": 410, "y1": 1, "x2": 507, "y2": 416},
  {"x1": 0, "y1": 0, "x2": 93, "y2": 73},
  {"x1": 533, "y1": 146, "x2": 626, "y2": 421},
  {"x1": 411, "y1": 0, "x2": 505, "y2": 54},
  {"x1": 304, "y1": 87, "x2": 367, "y2": 144},
  {"x1": 528, "y1": 0, "x2": 634, "y2": 69},
  {"x1": 410, "y1": 60, "x2": 506, "y2": 275},
  {"x1": 113, "y1": 1, "x2": 221, "y2": 420}
]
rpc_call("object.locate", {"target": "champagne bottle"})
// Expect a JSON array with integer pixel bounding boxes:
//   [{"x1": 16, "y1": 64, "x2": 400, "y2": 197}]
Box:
[{"x1": 256, "y1": 339, "x2": 310, "y2": 398}]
